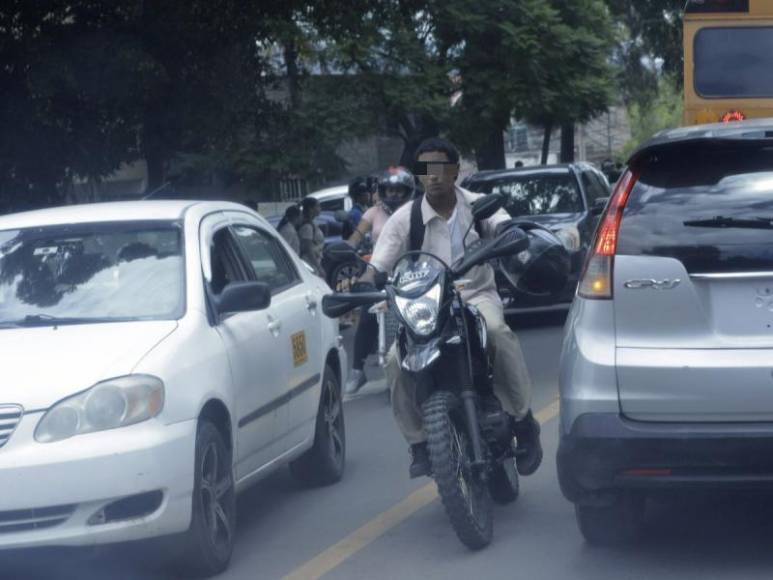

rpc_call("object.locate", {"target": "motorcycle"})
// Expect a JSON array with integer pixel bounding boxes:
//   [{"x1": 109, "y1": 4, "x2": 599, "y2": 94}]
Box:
[{"x1": 322, "y1": 194, "x2": 539, "y2": 549}]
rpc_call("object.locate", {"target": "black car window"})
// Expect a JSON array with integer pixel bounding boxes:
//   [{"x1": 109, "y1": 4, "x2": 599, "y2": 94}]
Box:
[
  {"x1": 231, "y1": 225, "x2": 299, "y2": 294},
  {"x1": 581, "y1": 171, "x2": 609, "y2": 206},
  {"x1": 618, "y1": 145, "x2": 773, "y2": 273},
  {"x1": 465, "y1": 173, "x2": 583, "y2": 216}
]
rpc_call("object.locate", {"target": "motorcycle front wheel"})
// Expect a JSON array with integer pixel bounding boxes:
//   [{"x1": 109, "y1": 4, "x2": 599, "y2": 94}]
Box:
[{"x1": 423, "y1": 391, "x2": 493, "y2": 550}]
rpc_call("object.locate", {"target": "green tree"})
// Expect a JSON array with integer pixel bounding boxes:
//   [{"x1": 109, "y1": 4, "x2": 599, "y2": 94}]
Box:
[
  {"x1": 622, "y1": 74, "x2": 682, "y2": 158},
  {"x1": 433, "y1": 0, "x2": 616, "y2": 168}
]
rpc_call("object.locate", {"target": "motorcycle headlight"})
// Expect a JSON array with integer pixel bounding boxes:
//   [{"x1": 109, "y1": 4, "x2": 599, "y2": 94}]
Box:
[
  {"x1": 35, "y1": 375, "x2": 165, "y2": 443},
  {"x1": 395, "y1": 283, "x2": 441, "y2": 336}
]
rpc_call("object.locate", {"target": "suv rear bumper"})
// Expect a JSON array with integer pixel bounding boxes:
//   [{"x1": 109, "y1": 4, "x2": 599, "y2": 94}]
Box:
[{"x1": 557, "y1": 413, "x2": 773, "y2": 503}]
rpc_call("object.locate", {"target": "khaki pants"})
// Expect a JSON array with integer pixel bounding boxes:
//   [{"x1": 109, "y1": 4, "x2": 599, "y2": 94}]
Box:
[{"x1": 386, "y1": 299, "x2": 532, "y2": 445}]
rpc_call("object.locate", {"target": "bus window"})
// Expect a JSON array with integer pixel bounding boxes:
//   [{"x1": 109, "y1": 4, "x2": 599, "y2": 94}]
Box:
[
  {"x1": 683, "y1": 0, "x2": 773, "y2": 125},
  {"x1": 694, "y1": 27, "x2": 773, "y2": 98}
]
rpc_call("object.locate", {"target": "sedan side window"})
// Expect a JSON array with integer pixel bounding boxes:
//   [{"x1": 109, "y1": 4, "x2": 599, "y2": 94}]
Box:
[
  {"x1": 231, "y1": 225, "x2": 299, "y2": 294},
  {"x1": 581, "y1": 171, "x2": 609, "y2": 206},
  {"x1": 210, "y1": 228, "x2": 245, "y2": 295}
]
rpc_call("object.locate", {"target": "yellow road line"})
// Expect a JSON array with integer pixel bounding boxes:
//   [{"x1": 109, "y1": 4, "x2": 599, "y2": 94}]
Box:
[{"x1": 282, "y1": 397, "x2": 560, "y2": 580}]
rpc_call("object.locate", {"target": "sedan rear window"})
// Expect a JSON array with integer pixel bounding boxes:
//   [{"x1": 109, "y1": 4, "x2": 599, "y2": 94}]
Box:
[
  {"x1": 464, "y1": 173, "x2": 583, "y2": 217},
  {"x1": 618, "y1": 145, "x2": 773, "y2": 273}
]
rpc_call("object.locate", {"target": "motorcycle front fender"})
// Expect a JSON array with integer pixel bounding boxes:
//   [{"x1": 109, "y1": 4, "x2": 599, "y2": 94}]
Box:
[{"x1": 401, "y1": 337, "x2": 443, "y2": 373}]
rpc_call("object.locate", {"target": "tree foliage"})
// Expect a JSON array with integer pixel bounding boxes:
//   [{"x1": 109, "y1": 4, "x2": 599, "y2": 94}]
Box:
[{"x1": 1, "y1": 0, "x2": 625, "y2": 210}]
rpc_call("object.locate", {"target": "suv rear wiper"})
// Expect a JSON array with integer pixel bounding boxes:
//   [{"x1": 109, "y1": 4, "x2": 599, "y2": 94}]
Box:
[{"x1": 682, "y1": 215, "x2": 773, "y2": 229}]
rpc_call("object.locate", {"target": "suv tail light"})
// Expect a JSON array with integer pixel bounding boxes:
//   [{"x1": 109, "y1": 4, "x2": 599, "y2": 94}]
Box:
[{"x1": 578, "y1": 169, "x2": 638, "y2": 299}]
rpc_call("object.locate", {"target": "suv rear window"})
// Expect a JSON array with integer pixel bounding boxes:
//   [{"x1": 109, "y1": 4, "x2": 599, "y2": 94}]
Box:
[
  {"x1": 464, "y1": 172, "x2": 583, "y2": 216},
  {"x1": 618, "y1": 145, "x2": 773, "y2": 273}
]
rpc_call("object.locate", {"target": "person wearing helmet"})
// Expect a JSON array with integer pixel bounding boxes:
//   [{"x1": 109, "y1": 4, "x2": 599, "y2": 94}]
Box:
[
  {"x1": 347, "y1": 166, "x2": 415, "y2": 250},
  {"x1": 344, "y1": 166, "x2": 416, "y2": 395}
]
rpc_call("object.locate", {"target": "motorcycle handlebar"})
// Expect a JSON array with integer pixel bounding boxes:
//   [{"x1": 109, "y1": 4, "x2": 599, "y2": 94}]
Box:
[{"x1": 322, "y1": 291, "x2": 387, "y2": 319}]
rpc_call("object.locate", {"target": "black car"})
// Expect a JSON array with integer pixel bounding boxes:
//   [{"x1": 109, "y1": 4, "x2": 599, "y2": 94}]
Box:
[{"x1": 461, "y1": 163, "x2": 610, "y2": 312}]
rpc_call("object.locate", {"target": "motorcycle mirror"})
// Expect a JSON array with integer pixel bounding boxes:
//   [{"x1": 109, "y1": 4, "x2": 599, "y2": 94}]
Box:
[{"x1": 471, "y1": 193, "x2": 506, "y2": 221}]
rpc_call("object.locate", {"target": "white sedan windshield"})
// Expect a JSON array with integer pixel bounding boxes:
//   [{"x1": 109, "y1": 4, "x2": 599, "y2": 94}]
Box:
[{"x1": 0, "y1": 221, "x2": 184, "y2": 325}]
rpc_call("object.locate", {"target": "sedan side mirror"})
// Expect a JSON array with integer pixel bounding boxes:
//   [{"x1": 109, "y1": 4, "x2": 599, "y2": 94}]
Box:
[
  {"x1": 591, "y1": 197, "x2": 609, "y2": 216},
  {"x1": 216, "y1": 282, "x2": 271, "y2": 316}
]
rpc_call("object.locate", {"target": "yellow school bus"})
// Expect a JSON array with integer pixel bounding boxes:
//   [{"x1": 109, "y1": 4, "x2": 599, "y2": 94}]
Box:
[{"x1": 684, "y1": 0, "x2": 773, "y2": 124}]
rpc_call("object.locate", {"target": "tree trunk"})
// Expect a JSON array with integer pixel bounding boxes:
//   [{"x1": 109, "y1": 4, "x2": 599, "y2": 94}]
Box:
[
  {"x1": 476, "y1": 126, "x2": 506, "y2": 170},
  {"x1": 285, "y1": 39, "x2": 300, "y2": 111},
  {"x1": 144, "y1": 149, "x2": 165, "y2": 195},
  {"x1": 541, "y1": 122, "x2": 553, "y2": 165},
  {"x1": 560, "y1": 123, "x2": 575, "y2": 163}
]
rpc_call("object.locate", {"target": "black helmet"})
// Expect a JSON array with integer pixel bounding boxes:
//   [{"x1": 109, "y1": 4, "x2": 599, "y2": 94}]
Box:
[
  {"x1": 377, "y1": 166, "x2": 415, "y2": 212},
  {"x1": 497, "y1": 222, "x2": 570, "y2": 296},
  {"x1": 348, "y1": 177, "x2": 370, "y2": 200}
]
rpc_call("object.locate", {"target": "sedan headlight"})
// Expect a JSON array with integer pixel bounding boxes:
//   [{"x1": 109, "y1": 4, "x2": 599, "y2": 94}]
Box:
[
  {"x1": 35, "y1": 375, "x2": 165, "y2": 443},
  {"x1": 395, "y1": 283, "x2": 441, "y2": 336}
]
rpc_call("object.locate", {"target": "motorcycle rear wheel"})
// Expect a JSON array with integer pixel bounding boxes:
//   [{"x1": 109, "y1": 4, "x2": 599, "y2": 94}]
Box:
[{"x1": 423, "y1": 391, "x2": 493, "y2": 550}]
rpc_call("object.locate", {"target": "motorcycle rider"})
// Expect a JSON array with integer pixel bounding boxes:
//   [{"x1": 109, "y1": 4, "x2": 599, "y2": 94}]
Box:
[
  {"x1": 348, "y1": 177, "x2": 372, "y2": 228},
  {"x1": 345, "y1": 166, "x2": 415, "y2": 395},
  {"x1": 362, "y1": 138, "x2": 542, "y2": 479}
]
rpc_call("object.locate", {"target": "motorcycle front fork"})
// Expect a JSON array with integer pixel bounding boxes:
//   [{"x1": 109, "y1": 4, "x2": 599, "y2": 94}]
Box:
[
  {"x1": 377, "y1": 310, "x2": 387, "y2": 367},
  {"x1": 460, "y1": 389, "x2": 488, "y2": 476}
]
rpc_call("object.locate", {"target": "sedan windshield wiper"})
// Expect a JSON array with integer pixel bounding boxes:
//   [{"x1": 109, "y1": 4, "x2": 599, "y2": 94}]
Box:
[
  {"x1": 682, "y1": 215, "x2": 773, "y2": 229},
  {"x1": 15, "y1": 314, "x2": 122, "y2": 327}
]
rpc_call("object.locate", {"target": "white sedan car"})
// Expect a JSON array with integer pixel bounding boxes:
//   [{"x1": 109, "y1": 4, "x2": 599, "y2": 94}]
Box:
[{"x1": 0, "y1": 200, "x2": 347, "y2": 576}]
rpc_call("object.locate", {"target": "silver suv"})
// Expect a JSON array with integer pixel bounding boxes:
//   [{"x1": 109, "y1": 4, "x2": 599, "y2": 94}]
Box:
[{"x1": 558, "y1": 119, "x2": 773, "y2": 545}]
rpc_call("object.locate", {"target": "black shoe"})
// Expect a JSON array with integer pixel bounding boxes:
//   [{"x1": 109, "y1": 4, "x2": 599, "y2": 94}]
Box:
[
  {"x1": 409, "y1": 443, "x2": 431, "y2": 478},
  {"x1": 512, "y1": 411, "x2": 543, "y2": 476}
]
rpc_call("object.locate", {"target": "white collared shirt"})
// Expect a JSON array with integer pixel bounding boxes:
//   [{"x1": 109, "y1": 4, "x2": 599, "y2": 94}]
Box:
[{"x1": 370, "y1": 186, "x2": 511, "y2": 305}]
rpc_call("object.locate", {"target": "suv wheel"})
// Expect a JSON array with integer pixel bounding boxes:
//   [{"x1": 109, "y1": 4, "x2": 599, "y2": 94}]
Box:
[{"x1": 574, "y1": 493, "x2": 644, "y2": 546}]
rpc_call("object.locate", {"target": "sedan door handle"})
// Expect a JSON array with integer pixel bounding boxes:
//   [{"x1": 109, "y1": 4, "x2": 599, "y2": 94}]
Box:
[
  {"x1": 305, "y1": 293, "x2": 318, "y2": 314},
  {"x1": 267, "y1": 317, "x2": 282, "y2": 336}
]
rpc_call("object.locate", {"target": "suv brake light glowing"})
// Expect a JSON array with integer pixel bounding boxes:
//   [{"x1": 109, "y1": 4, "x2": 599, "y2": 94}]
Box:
[{"x1": 578, "y1": 169, "x2": 638, "y2": 300}]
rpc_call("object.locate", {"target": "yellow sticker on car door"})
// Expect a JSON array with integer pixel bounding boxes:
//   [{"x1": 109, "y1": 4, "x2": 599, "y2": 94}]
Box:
[{"x1": 291, "y1": 331, "x2": 308, "y2": 367}]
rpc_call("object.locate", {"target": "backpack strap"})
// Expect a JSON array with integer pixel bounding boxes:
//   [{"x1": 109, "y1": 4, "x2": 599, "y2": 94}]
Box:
[{"x1": 409, "y1": 195, "x2": 425, "y2": 252}]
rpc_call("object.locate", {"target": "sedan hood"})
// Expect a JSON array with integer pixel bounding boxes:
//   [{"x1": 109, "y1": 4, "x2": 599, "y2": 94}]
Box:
[{"x1": 0, "y1": 321, "x2": 178, "y2": 411}]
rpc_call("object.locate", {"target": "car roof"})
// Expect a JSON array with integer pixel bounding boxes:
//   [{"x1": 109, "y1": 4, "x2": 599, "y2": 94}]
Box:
[
  {"x1": 0, "y1": 200, "x2": 258, "y2": 230},
  {"x1": 464, "y1": 164, "x2": 583, "y2": 182},
  {"x1": 629, "y1": 118, "x2": 773, "y2": 165},
  {"x1": 307, "y1": 185, "x2": 349, "y2": 201}
]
